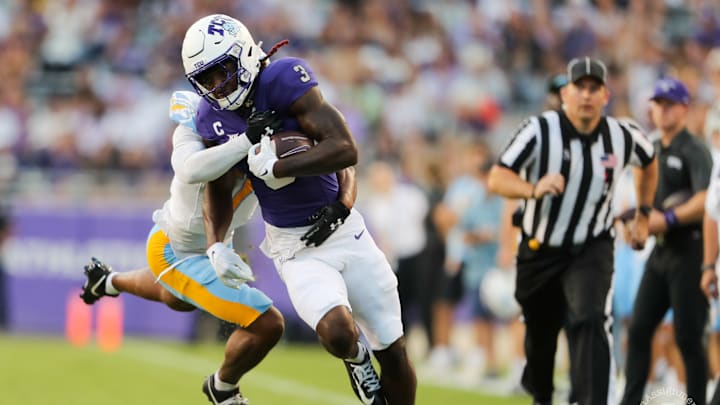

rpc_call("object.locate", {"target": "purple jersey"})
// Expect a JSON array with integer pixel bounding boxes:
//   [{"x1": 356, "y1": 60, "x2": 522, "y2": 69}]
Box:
[{"x1": 196, "y1": 57, "x2": 340, "y2": 227}]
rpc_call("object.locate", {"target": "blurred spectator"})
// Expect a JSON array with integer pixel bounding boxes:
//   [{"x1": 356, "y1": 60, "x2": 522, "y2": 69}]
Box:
[
  {"x1": 705, "y1": 47, "x2": 720, "y2": 163},
  {"x1": 426, "y1": 139, "x2": 491, "y2": 371},
  {"x1": 454, "y1": 147, "x2": 504, "y2": 379},
  {"x1": 695, "y1": 7, "x2": 720, "y2": 50},
  {"x1": 362, "y1": 161, "x2": 429, "y2": 336},
  {"x1": 25, "y1": 93, "x2": 80, "y2": 170},
  {"x1": 0, "y1": 97, "x2": 20, "y2": 193},
  {"x1": 704, "y1": 71, "x2": 720, "y2": 387},
  {"x1": 414, "y1": 156, "x2": 450, "y2": 350},
  {"x1": 40, "y1": 0, "x2": 97, "y2": 70}
]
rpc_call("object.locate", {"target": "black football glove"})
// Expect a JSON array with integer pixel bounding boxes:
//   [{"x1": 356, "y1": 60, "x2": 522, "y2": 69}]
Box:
[
  {"x1": 246, "y1": 110, "x2": 283, "y2": 144},
  {"x1": 301, "y1": 201, "x2": 351, "y2": 247}
]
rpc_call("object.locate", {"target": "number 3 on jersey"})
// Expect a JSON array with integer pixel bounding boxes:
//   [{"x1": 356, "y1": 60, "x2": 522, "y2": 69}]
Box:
[{"x1": 293, "y1": 65, "x2": 310, "y2": 83}]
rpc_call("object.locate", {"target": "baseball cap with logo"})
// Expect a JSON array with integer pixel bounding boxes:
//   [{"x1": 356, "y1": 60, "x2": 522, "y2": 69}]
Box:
[
  {"x1": 567, "y1": 57, "x2": 607, "y2": 84},
  {"x1": 650, "y1": 77, "x2": 690, "y2": 105}
]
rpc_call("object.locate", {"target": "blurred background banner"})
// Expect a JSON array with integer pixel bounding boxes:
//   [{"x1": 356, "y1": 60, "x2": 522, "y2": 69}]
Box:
[
  {"x1": 3, "y1": 205, "x2": 193, "y2": 337},
  {"x1": 4, "y1": 205, "x2": 306, "y2": 339},
  {"x1": 2, "y1": 205, "x2": 304, "y2": 338},
  {"x1": 6, "y1": 206, "x2": 152, "y2": 280}
]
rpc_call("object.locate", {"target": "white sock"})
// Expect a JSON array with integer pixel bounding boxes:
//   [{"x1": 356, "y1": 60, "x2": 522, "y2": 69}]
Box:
[
  {"x1": 105, "y1": 273, "x2": 120, "y2": 295},
  {"x1": 345, "y1": 342, "x2": 367, "y2": 364},
  {"x1": 214, "y1": 373, "x2": 238, "y2": 391}
]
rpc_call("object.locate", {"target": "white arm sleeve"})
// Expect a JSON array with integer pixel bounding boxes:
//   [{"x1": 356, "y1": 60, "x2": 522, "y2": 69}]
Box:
[{"x1": 171, "y1": 125, "x2": 253, "y2": 184}]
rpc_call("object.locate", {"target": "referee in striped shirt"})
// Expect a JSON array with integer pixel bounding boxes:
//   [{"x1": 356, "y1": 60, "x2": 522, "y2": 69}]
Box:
[{"x1": 488, "y1": 57, "x2": 658, "y2": 405}]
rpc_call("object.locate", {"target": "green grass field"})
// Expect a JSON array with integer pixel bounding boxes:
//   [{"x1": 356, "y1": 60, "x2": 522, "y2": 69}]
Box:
[{"x1": 0, "y1": 333, "x2": 530, "y2": 404}]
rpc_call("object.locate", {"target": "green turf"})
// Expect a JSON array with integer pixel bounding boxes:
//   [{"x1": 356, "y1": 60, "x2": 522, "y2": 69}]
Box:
[{"x1": 0, "y1": 333, "x2": 530, "y2": 404}]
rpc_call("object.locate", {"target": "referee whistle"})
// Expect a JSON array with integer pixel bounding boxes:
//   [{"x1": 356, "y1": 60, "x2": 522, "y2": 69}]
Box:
[{"x1": 528, "y1": 238, "x2": 540, "y2": 251}]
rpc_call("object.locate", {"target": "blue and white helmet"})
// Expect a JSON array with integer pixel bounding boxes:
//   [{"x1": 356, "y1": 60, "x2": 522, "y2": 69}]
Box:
[{"x1": 181, "y1": 14, "x2": 265, "y2": 111}]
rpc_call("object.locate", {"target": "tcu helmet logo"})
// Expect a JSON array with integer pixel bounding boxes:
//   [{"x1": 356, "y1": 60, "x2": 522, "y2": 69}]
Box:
[{"x1": 207, "y1": 16, "x2": 239, "y2": 37}]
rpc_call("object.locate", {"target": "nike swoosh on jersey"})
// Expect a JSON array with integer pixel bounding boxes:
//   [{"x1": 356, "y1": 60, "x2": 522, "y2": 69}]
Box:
[{"x1": 354, "y1": 229, "x2": 365, "y2": 240}]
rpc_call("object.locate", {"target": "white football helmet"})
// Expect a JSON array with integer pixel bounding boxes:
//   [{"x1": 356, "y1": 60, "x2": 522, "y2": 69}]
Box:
[
  {"x1": 181, "y1": 14, "x2": 265, "y2": 111},
  {"x1": 480, "y1": 267, "x2": 521, "y2": 321}
]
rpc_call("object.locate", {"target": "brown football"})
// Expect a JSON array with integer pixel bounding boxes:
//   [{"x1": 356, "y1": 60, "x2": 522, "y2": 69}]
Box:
[{"x1": 270, "y1": 131, "x2": 314, "y2": 158}]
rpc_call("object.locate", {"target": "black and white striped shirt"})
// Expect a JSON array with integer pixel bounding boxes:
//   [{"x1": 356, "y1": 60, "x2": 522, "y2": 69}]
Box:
[{"x1": 499, "y1": 110, "x2": 655, "y2": 247}]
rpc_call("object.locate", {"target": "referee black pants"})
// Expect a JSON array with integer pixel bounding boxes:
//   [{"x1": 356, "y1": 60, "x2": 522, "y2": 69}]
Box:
[
  {"x1": 620, "y1": 240, "x2": 708, "y2": 405},
  {"x1": 515, "y1": 235, "x2": 614, "y2": 405}
]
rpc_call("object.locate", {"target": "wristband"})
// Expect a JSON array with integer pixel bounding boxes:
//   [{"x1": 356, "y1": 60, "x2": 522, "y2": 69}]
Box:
[
  {"x1": 637, "y1": 205, "x2": 652, "y2": 217},
  {"x1": 663, "y1": 209, "x2": 678, "y2": 228},
  {"x1": 702, "y1": 263, "x2": 716, "y2": 271}
]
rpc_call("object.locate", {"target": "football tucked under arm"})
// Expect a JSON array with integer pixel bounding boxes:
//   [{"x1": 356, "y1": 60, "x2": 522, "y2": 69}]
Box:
[
  {"x1": 248, "y1": 131, "x2": 314, "y2": 190},
  {"x1": 269, "y1": 131, "x2": 314, "y2": 158}
]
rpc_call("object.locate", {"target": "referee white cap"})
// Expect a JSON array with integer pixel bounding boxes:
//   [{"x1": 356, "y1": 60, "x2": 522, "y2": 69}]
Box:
[{"x1": 567, "y1": 57, "x2": 607, "y2": 84}]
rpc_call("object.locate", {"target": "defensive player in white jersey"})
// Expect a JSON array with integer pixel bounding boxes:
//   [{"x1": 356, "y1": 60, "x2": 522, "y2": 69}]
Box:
[
  {"x1": 79, "y1": 91, "x2": 351, "y2": 405},
  {"x1": 182, "y1": 14, "x2": 416, "y2": 405}
]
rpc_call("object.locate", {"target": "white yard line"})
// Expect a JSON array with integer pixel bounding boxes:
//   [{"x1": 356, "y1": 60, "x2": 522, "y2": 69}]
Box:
[{"x1": 123, "y1": 341, "x2": 358, "y2": 405}]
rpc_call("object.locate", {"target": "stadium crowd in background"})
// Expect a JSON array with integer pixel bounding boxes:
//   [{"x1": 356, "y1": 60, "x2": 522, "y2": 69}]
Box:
[
  {"x1": 1, "y1": 0, "x2": 719, "y2": 183},
  {"x1": 5, "y1": 0, "x2": 720, "y2": 401}
]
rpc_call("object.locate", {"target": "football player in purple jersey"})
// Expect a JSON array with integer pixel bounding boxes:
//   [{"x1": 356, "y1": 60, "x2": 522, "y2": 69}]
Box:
[{"x1": 181, "y1": 14, "x2": 416, "y2": 405}]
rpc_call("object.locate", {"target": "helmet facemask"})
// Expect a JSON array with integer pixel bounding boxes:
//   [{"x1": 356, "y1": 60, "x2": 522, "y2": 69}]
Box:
[{"x1": 187, "y1": 46, "x2": 254, "y2": 111}]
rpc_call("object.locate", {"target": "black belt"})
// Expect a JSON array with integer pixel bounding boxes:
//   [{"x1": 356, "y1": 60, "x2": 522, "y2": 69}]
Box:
[{"x1": 522, "y1": 230, "x2": 612, "y2": 255}]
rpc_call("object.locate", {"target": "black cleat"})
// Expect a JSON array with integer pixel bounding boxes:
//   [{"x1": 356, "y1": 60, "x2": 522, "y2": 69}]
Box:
[
  {"x1": 343, "y1": 349, "x2": 386, "y2": 405},
  {"x1": 202, "y1": 374, "x2": 249, "y2": 405},
  {"x1": 79, "y1": 257, "x2": 118, "y2": 305}
]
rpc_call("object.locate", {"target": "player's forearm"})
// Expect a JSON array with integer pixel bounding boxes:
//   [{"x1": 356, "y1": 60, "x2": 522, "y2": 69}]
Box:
[
  {"x1": 173, "y1": 130, "x2": 252, "y2": 184},
  {"x1": 488, "y1": 165, "x2": 534, "y2": 199},
  {"x1": 273, "y1": 137, "x2": 357, "y2": 177},
  {"x1": 633, "y1": 159, "x2": 658, "y2": 208},
  {"x1": 703, "y1": 213, "x2": 719, "y2": 266},
  {"x1": 280, "y1": 93, "x2": 359, "y2": 177},
  {"x1": 202, "y1": 171, "x2": 236, "y2": 246},
  {"x1": 336, "y1": 166, "x2": 357, "y2": 209},
  {"x1": 674, "y1": 191, "x2": 707, "y2": 225}
]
